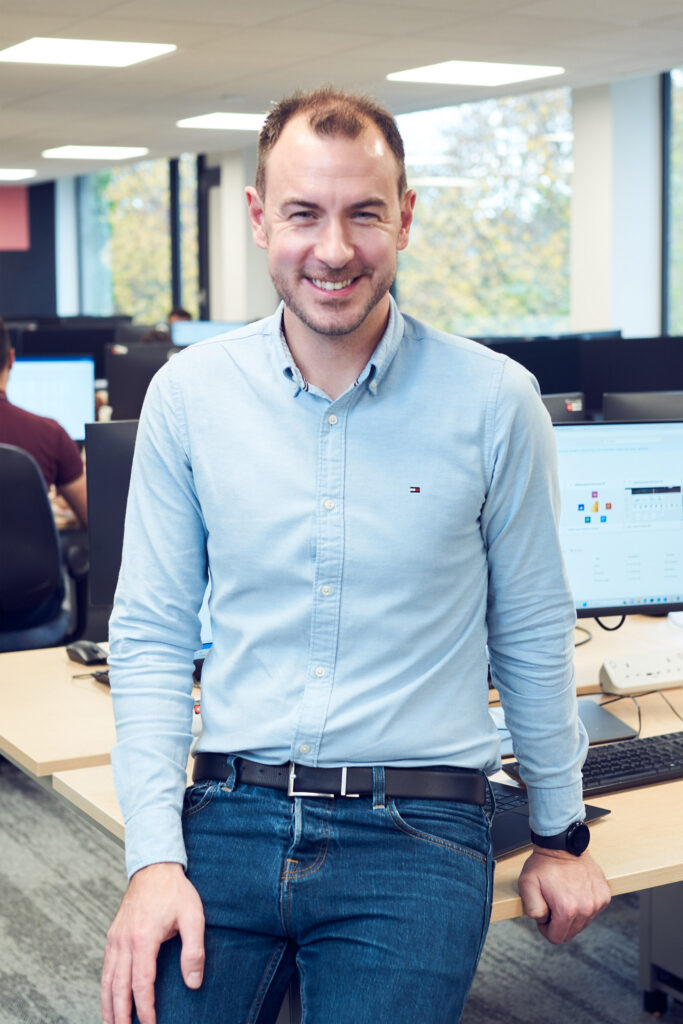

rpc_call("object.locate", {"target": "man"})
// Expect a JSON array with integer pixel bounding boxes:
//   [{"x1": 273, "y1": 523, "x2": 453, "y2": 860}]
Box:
[
  {"x1": 101, "y1": 88, "x2": 610, "y2": 1024},
  {"x1": 0, "y1": 317, "x2": 87, "y2": 527}
]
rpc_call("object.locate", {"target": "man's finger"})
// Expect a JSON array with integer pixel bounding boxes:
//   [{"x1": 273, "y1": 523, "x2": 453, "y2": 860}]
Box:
[
  {"x1": 518, "y1": 875, "x2": 550, "y2": 924},
  {"x1": 178, "y1": 904, "x2": 206, "y2": 990},
  {"x1": 110, "y1": 946, "x2": 134, "y2": 1024},
  {"x1": 130, "y1": 937, "x2": 160, "y2": 1024}
]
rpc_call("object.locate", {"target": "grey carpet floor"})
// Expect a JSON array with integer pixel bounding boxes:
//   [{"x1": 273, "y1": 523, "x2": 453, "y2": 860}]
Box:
[{"x1": 0, "y1": 755, "x2": 681, "y2": 1024}]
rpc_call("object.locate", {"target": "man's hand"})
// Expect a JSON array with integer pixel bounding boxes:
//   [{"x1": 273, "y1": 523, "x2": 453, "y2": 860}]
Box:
[
  {"x1": 518, "y1": 848, "x2": 611, "y2": 944},
  {"x1": 101, "y1": 862, "x2": 205, "y2": 1024}
]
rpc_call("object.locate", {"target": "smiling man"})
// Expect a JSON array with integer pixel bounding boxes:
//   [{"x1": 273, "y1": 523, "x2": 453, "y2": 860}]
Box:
[{"x1": 101, "y1": 88, "x2": 610, "y2": 1024}]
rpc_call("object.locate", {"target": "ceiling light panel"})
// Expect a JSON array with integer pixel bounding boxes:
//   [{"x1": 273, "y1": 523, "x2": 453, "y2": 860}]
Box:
[
  {"x1": 0, "y1": 169, "x2": 37, "y2": 181},
  {"x1": 0, "y1": 37, "x2": 176, "y2": 67},
  {"x1": 42, "y1": 145, "x2": 149, "y2": 160},
  {"x1": 176, "y1": 112, "x2": 266, "y2": 131},
  {"x1": 387, "y1": 60, "x2": 565, "y2": 87}
]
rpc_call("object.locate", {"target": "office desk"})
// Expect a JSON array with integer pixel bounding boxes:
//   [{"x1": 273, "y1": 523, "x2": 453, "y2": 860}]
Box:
[
  {"x1": 0, "y1": 644, "x2": 114, "y2": 776},
  {"x1": 573, "y1": 613, "x2": 683, "y2": 693},
  {"x1": 52, "y1": 688, "x2": 683, "y2": 923}
]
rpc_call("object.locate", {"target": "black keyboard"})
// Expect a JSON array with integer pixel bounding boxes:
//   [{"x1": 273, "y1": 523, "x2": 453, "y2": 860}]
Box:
[
  {"x1": 503, "y1": 731, "x2": 683, "y2": 796},
  {"x1": 490, "y1": 782, "x2": 529, "y2": 812}
]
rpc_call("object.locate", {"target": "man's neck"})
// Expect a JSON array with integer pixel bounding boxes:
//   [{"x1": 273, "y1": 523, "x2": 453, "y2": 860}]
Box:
[{"x1": 283, "y1": 303, "x2": 389, "y2": 401}]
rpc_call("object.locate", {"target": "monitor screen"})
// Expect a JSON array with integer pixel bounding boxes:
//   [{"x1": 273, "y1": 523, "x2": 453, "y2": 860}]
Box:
[
  {"x1": 171, "y1": 320, "x2": 247, "y2": 346},
  {"x1": 9, "y1": 356, "x2": 96, "y2": 441},
  {"x1": 554, "y1": 421, "x2": 683, "y2": 617}
]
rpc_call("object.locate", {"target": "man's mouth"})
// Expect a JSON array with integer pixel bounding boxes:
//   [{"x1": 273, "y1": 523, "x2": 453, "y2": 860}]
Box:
[{"x1": 309, "y1": 277, "x2": 357, "y2": 292}]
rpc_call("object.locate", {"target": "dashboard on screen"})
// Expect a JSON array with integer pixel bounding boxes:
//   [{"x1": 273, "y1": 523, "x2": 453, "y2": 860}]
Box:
[
  {"x1": 554, "y1": 420, "x2": 683, "y2": 618},
  {"x1": 9, "y1": 356, "x2": 96, "y2": 442}
]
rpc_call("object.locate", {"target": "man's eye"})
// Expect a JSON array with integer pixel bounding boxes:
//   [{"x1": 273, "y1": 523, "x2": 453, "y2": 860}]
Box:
[
  {"x1": 354, "y1": 211, "x2": 378, "y2": 221},
  {"x1": 291, "y1": 210, "x2": 316, "y2": 220}
]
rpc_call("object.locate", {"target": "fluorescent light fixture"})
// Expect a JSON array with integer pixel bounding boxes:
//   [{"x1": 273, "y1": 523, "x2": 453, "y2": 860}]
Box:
[
  {"x1": 0, "y1": 37, "x2": 176, "y2": 67},
  {"x1": 176, "y1": 112, "x2": 266, "y2": 131},
  {"x1": 410, "y1": 176, "x2": 476, "y2": 188},
  {"x1": 42, "y1": 145, "x2": 149, "y2": 160},
  {"x1": 0, "y1": 168, "x2": 37, "y2": 181},
  {"x1": 387, "y1": 60, "x2": 564, "y2": 88}
]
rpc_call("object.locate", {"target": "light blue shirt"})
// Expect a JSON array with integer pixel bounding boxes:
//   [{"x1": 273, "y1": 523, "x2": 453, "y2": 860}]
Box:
[{"x1": 109, "y1": 298, "x2": 586, "y2": 878}]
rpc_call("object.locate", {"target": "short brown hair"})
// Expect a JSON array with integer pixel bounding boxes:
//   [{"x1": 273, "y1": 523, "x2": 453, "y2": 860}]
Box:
[
  {"x1": 255, "y1": 86, "x2": 407, "y2": 199},
  {"x1": 0, "y1": 317, "x2": 11, "y2": 373}
]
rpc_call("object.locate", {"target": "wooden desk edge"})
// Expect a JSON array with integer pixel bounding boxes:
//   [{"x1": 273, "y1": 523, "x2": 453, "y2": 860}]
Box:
[{"x1": 52, "y1": 772, "x2": 125, "y2": 843}]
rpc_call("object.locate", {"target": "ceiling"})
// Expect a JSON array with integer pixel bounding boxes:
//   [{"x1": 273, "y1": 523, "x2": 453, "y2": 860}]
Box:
[{"x1": 2, "y1": 0, "x2": 683, "y2": 183}]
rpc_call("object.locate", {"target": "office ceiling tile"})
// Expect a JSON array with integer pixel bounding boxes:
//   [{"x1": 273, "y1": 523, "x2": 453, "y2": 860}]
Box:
[
  {"x1": 514, "y1": 0, "x2": 683, "y2": 26},
  {"x1": 110, "y1": 0, "x2": 334, "y2": 28}
]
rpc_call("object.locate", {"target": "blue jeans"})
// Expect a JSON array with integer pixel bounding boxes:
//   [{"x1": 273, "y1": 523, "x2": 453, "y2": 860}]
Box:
[{"x1": 142, "y1": 762, "x2": 494, "y2": 1024}]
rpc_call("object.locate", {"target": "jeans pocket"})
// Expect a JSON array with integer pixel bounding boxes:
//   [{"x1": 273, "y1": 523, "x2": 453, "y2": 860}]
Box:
[
  {"x1": 386, "y1": 798, "x2": 490, "y2": 863},
  {"x1": 182, "y1": 779, "x2": 221, "y2": 818}
]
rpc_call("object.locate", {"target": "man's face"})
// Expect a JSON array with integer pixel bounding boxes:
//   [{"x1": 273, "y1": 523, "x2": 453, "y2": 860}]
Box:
[{"x1": 246, "y1": 116, "x2": 415, "y2": 346}]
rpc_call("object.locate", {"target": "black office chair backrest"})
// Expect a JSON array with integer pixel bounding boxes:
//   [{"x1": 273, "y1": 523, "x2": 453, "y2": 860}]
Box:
[{"x1": 0, "y1": 443, "x2": 62, "y2": 616}]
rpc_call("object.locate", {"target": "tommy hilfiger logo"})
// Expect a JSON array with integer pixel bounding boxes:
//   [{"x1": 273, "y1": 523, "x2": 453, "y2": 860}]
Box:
[{"x1": 410, "y1": 486, "x2": 421, "y2": 493}]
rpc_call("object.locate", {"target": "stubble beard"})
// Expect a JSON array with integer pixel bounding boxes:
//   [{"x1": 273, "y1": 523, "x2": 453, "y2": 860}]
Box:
[{"x1": 271, "y1": 268, "x2": 394, "y2": 339}]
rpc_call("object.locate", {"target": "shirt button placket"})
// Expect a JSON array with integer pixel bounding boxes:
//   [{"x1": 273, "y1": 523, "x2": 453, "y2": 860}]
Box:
[{"x1": 293, "y1": 402, "x2": 348, "y2": 762}]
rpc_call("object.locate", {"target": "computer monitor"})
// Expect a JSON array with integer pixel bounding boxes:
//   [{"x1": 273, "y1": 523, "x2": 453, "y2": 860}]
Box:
[
  {"x1": 17, "y1": 326, "x2": 116, "y2": 379},
  {"x1": 483, "y1": 337, "x2": 582, "y2": 395},
  {"x1": 105, "y1": 343, "x2": 180, "y2": 420},
  {"x1": 541, "y1": 392, "x2": 586, "y2": 423},
  {"x1": 602, "y1": 391, "x2": 683, "y2": 421},
  {"x1": 553, "y1": 420, "x2": 683, "y2": 618},
  {"x1": 85, "y1": 420, "x2": 139, "y2": 607},
  {"x1": 8, "y1": 356, "x2": 96, "y2": 442},
  {"x1": 85, "y1": 419, "x2": 212, "y2": 642},
  {"x1": 579, "y1": 335, "x2": 683, "y2": 414},
  {"x1": 170, "y1": 320, "x2": 248, "y2": 346}
]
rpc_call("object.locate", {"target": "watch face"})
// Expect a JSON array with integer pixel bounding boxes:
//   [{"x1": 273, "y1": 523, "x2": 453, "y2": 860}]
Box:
[{"x1": 567, "y1": 821, "x2": 590, "y2": 855}]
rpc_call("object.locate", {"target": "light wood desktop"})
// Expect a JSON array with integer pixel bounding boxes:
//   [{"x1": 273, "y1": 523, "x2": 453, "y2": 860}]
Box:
[
  {"x1": 0, "y1": 643, "x2": 115, "y2": 776},
  {"x1": 51, "y1": 687, "x2": 683, "y2": 923},
  {"x1": 3, "y1": 616, "x2": 683, "y2": 922}
]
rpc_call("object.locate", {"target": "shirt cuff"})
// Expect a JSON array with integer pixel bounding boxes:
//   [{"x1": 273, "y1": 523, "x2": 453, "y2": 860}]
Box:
[
  {"x1": 124, "y1": 806, "x2": 187, "y2": 879},
  {"x1": 525, "y1": 780, "x2": 586, "y2": 836}
]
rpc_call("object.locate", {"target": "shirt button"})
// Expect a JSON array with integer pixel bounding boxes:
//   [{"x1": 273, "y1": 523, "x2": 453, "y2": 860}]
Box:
[
  {"x1": 320, "y1": 584, "x2": 332, "y2": 596},
  {"x1": 328, "y1": 414, "x2": 338, "y2": 425},
  {"x1": 314, "y1": 666, "x2": 326, "y2": 677},
  {"x1": 323, "y1": 499, "x2": 335, "y2": 511},
  {"x1": 298, "y1": 743, "x2": 311, "y2": 755},
  {"x1": 369, "y1": 380, "x2": 378, "y2": 391}
]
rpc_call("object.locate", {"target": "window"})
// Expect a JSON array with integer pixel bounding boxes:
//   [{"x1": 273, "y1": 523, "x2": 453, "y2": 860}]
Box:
[
  {"x1": 77, "y1": 156, "x2": 199, "y2": 324},
  {"x1": 396, "y1": 88, "x2": 572, "y2": 338},
  {"x1": 178, "y1": 154, "x2": 199, "y2": 318},
  {"x1": 667, "y1": 69, "x2": 683, "y2": 334}
]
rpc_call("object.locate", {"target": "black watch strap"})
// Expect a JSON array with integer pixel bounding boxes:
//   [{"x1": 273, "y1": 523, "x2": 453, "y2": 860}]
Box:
[{"x1": 531, "y1": 821, "x2": 590, "y2": 856}]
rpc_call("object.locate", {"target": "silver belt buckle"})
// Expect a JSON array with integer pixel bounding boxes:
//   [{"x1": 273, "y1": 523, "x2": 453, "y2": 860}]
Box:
[{"x1": 287, "y1": 764, "x2": 359, "y2": 798}]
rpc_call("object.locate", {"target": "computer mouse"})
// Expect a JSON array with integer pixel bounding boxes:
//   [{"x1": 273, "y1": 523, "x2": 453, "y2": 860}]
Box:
[{"x1": 66, "y1": 640, "x2": 108, "y2": 665}]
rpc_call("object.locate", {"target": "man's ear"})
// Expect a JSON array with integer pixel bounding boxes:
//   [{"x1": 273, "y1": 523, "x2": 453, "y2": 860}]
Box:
[
  {"x1": 245, "y1": 187, "x2": 267, "y2": 249},
  {"x1": 8, "y1": 347, "x2": 15, "y2": 370},
  {"x1": 397, "y1": 189, "x2": 416, "y2": 251}
]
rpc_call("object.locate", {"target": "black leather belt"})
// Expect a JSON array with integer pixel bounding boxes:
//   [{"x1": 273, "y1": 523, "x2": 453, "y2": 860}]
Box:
[{"x1": 192, "y1": 753, "x2": 486, "y2": 805}]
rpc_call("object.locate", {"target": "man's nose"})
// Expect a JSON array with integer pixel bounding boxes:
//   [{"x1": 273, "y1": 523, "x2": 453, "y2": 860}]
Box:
[{"x1": 314, "y1": 219, "x2": 354, "y2": 267}]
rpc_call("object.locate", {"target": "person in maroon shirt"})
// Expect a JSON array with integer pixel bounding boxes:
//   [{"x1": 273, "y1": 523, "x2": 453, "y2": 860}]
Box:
[{"x1": 0, "y1": 317, "x2": 88, "y2": 526}]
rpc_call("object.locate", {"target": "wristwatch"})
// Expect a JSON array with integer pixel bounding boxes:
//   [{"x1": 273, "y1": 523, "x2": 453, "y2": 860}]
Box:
[{"x1": 530, "y1": 821, "x2": 590, "y2": 856}]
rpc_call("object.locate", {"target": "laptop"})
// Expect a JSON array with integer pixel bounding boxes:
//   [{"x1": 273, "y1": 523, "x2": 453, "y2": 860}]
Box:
[{"x1": 490, "y1": 782, "x2": 610, "y2": 859}]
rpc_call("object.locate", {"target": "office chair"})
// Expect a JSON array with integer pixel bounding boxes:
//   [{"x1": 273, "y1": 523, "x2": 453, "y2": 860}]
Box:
[{"x1": 0, "y1": 443, "x2": 88, "y2": 652}]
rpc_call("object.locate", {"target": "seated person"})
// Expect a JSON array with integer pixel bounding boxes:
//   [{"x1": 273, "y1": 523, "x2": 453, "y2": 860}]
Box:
[
  {"x1": 168, "y1": 305, "x2": 191, "y2": 324},
  {"x1": 0, "y1": 316, "x2": 87, "y2": 527}
]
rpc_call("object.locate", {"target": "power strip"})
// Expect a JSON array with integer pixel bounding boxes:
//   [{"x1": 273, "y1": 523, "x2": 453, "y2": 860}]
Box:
[{"x1": 599, "y1": 650, "x2": 683, "y2": 695}]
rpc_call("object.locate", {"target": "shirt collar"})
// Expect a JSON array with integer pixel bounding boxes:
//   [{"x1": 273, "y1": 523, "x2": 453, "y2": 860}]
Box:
[{"x1": 271, "y1": 295, "x2": 405, "y2": 399}]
